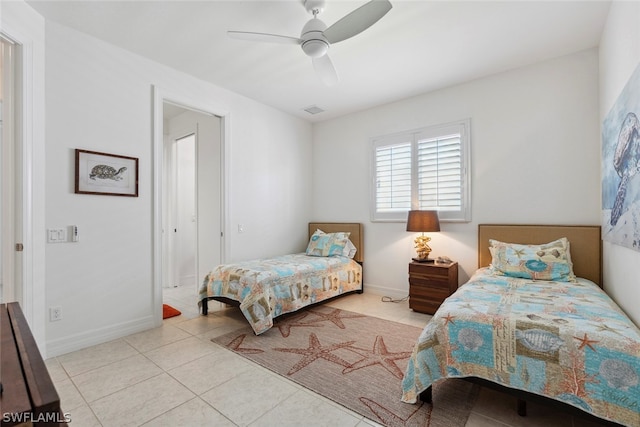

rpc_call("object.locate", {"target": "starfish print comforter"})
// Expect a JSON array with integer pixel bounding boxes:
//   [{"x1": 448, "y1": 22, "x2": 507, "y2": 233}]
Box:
[
  {"x1": 198, "y1": 253, "x2": 362, "y2": 335},
  {"x1": 401, "y1": 268, "x2": 640, "y2": 427}
]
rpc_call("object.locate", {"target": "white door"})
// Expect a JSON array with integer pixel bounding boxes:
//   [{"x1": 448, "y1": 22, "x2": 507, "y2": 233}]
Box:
[
  {"x1": 174, "y1": 133, "x2": 196, "y2": 287},
  {"x1": 162, "y1": 105, "x2": 222, "y2": 291},
  {"x1": 0, "y1": 35, "x2": 20, "y2": 304}
]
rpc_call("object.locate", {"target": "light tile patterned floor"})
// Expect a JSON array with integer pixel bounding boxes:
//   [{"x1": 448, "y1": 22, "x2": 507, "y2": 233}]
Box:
[{"x1": 45, "y1": 286, "x2": 611, "y2": 426}]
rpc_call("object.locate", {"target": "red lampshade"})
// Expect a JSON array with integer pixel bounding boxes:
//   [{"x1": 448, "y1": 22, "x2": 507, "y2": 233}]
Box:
[{"x1": 406, "y1": 210, "x2": 440, "y2": 232}]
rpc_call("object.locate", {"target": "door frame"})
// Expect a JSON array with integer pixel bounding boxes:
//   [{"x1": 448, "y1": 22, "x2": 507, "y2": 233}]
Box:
[
  {"x1": 0, "y1": 15, "x2": 45, "y2": 354},
  {"x1": 152, "y1": 85, "x2": 229, "y2": 325},
  {"x1": 1, "y1": 36, "x2": 17, "y2": 304}
]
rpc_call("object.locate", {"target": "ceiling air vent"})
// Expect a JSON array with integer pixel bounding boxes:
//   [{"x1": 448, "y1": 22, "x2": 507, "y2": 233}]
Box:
[{"x1": 303, "y1": 105, "x2": 325, "y2": 115}]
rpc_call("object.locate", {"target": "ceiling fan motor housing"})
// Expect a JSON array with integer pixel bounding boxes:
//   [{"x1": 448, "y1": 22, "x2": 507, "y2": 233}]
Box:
[{"x1": 300, "y1": 18, "x2": 329, "y2": 58}]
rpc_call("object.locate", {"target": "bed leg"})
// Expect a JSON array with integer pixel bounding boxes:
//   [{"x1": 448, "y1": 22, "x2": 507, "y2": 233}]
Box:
[
  {"x1": 419, "y1": 386, "x2": 433, "y2": 404},
  {"x1": 517, "y1": 398, "x2": 527, "y2": 416},
  {"x1": 202, "y1": 299, "x2": 208, "y2": 315}
]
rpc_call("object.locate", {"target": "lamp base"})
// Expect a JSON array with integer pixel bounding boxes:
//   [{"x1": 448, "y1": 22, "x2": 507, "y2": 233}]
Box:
[{"x1": 412, "y1": 257, "x2": 434, "y2": 263}]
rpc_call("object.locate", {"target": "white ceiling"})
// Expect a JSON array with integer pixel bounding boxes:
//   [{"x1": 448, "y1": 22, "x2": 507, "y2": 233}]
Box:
[{"x1": 26, "y1": 0, "x2": 611, "y2": 123}]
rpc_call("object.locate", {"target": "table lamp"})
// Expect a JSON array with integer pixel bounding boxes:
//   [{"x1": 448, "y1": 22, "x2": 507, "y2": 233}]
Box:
[{"x1": 406, "y1": 210, "x2": 440, "y2": 262}]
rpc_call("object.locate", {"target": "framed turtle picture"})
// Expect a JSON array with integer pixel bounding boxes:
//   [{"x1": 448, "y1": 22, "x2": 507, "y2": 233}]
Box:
[
  {"x1": 602, "y1": 61, "x2": 640, "y2": 251},
  {"x1": 75, "y1": 149, "x2": 139, "y2": 197}
]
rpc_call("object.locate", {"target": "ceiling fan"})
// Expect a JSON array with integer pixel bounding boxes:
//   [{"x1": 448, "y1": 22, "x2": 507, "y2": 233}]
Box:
[{"x1": 227, "y1": 0, "x2": 393, "y2": 86}]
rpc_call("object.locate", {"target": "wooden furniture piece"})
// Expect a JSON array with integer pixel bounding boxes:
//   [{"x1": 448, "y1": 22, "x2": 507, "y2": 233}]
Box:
[
  {"x1": 0, "y1": 302, "x2": 65, "y2": 426},
  {"x1": 408, "y1": 261, "x2": 458, "y2": 314}
]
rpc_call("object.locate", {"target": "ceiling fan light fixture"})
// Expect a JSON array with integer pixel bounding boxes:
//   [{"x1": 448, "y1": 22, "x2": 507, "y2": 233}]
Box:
[
  {"x1": 302, "y1": 39, "x2": 329, "y2": 58},
  {"x1": 300, "y1": 17, "x2": 329, "y2": 58}
]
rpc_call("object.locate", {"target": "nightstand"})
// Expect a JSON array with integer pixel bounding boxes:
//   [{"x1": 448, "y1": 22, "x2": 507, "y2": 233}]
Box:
[{"x1": 408, "y1": 261, "x2": 458, "y2": 314}]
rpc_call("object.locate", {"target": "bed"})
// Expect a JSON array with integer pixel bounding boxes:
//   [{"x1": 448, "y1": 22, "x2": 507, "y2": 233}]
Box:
[
  {"x1": 198, "y1": 222, "x2": 363, "y2": 335},
  {"x1": 401, "y1": 224, "x2": 640, "y2": 427}
]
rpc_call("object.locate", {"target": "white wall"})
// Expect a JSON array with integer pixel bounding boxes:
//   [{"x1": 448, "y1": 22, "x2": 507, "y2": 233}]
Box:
[
  {"x1": 599, "y1": 1, "x2": 640, "y2": 325},
  {"x1": 312, "y1": 49, "x2": 601, "y2": 297},
  {"x1": 43, "y1": 21, "x2": 312, "y2": 356}
]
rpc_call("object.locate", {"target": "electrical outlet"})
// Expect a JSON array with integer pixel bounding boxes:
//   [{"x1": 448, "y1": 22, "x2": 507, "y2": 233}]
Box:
[{"x1": 50, "y1": 306, "x2": 62, "y2": 322}]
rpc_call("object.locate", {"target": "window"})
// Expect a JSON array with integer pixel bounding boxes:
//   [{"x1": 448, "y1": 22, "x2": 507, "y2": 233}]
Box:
[{"x1": 371, "y1": 119, "x2": 471, "y2": 222}]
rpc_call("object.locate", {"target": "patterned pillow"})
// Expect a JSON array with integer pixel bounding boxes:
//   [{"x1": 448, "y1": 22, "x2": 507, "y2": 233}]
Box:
[
  {"x1": 488, "y1": 238, "x2": 577, "y2": 282},
  {"x1": 311, "y1": 229, "x2": 357, "y2": 258},
  {"x1": 306, "y1": 230, "x2": 351, "y2": 257}
]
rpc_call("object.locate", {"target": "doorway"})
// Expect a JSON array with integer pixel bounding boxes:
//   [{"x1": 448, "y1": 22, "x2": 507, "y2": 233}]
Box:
[{"x1": 161, "y1": 102, "x2": 223, "y2": 316}]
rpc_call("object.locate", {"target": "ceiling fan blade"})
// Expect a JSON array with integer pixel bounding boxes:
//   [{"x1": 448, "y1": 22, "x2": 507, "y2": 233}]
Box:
[
  {"x1": 227, "y1": 31, "x2": 301, "y2": 45},
  {"x1": 323, "y1": 0, "x2": 392, "y2": 44},
  {"x1": 312, "y1": 54, "x2": 339, "y2": 87}
]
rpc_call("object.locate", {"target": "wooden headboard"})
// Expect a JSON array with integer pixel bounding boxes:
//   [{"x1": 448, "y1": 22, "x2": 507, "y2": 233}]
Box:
[
  {"x1": 309, "y1": 222, "x2": 364, "y2": 264},
  {"x1": 478, "y1": 224, "x2": 602, "y2": 286}
]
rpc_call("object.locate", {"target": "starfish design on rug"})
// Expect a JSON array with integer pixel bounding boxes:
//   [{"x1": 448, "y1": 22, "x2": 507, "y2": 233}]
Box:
[
  {"x1": 274, "y1": 332, "x2": 355, "y2": 375},
  {"x1": 574, "y1": 333, "x2": 599, "y2": 351},
  {"x1": 276, "y1": 312, "x2": 323, "y2": 338},
  {"x1": 225, "y1": 334, "x2": 263, "y2": 354},
  {"x1": 303, "y1": 308, "x2": 366, "y2": 329},
  {"x1": 343, "y1": 336, "x2": 413, "y2": 379}
]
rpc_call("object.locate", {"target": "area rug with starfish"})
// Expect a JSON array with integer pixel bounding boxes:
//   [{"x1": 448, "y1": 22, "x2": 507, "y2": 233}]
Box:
[{"x1": 211, "y1": 306, "x2": 479, "y2": 427}]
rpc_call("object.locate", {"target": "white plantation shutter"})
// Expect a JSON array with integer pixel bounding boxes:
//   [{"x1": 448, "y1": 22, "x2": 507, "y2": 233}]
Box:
[
  {"x1": 375, "y1": 143, "x2": 411, "y2": 212},
  {"x1": 371, "y1": 120, "x2": 470, "y2": 222},
  {"x1": 417, "y1": 134, "x2": 462, "y2": 211}
]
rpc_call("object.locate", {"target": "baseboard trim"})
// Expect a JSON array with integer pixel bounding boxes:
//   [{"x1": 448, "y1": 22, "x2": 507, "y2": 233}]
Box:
[{"x1": 45, "y1": 315, "x2": 156, "y2": 358}]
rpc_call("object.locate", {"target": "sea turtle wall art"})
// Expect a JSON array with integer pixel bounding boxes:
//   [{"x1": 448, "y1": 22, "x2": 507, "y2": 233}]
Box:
[{"x1": 602, "y1": 61, "x2": 640, "y2": 252}]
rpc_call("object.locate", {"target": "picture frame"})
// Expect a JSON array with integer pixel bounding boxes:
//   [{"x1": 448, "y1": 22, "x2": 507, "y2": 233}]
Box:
[
  {"x1": 75, "y1": 149, "x2": 139, "y2": 197},
  {"x1": 602, "y1": 61, "x2": 640, "y2": 252}
]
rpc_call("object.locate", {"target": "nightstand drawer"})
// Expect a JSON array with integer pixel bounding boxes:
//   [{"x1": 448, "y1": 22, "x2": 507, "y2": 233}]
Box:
[
  {"x1": 408, "y1": 261, "x2": 458, "y2": 314},
  {"x1": 409, "y1": 274, "x2": 451, "y2": 288},
  {"x1": 409, "y1": 263, "x2": 451, "y2": 279},
  {"x1": 409, "y1": 282, "x2": 450, "y2": 299},
  {"x1": 408, "y1": 297, "x2": 443, "y2": 315}
]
